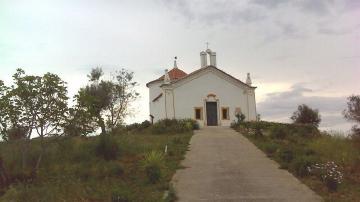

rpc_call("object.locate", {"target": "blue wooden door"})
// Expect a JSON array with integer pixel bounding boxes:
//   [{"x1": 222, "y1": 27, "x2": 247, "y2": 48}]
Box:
[{"x1": 206, "y1": 102, "x2": 218, "y2": 126}]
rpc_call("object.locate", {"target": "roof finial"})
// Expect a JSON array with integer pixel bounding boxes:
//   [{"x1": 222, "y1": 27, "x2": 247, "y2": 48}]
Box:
[
  {"x1": 246, "y1": 73, "x2": 252, "y2": 86},
  {"x1": 206, "y1": 42, "x2": 209, "y2": 49},
  {"x1": 174, "y1": 56, "x2": 178, "y2": 68}
]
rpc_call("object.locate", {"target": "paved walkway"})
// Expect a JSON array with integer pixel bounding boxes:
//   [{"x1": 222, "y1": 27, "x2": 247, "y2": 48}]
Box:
[{"x1": 172, "y1": 127, "x2": 322, "y2": 202}]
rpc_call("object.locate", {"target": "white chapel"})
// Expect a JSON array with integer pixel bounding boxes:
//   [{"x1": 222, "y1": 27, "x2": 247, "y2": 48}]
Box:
[{"x1": 146, "y1": 48, "x2": 257, "y2": 127}]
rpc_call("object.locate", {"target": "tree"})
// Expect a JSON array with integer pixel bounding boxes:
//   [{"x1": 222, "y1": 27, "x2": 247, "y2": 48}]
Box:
[
  {"x1": 0, "y1": 80, "x2": 23, "y2": 142},
  {"x1": 11, "y1": 69, "x2": 68, "y2": 137},
  {"x1": 344, "y1": 95, "x2": 360, "y2": 123},
  {"x1": 106, "y1": 69, "x2": 139, "y2": 130},
  {"x1": 75, "y1": 67, "x2": 138, "y2": 135},
  {"x1": 0, "y1": 80, "x2": 10, "y2": 140},
  {"x1": 6, "y1": 69, "x2": 69, "y2": 173},
  {"x1": 343, "y1": 95, "x2": 360, "y2": 137},
  {"x1": 291, "y1": 104, "x2": 321, "y2": 127},
  {"x1": 63, "y1": 107, "x2": 96, "y2": 136}
]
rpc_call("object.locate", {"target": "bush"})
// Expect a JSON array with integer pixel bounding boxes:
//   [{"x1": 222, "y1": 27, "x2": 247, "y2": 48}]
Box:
[
  {"x1": 6, "y1": 126, "x2": 27, "y2": 141},
  {"x1": 308, "y1": 161, "x2": 343, "y2": 192},
  {"x1": 172, "y1": 137, "x2": 183, "y2": 145},
  {"x1": 292, "y1": 124, "x2": 319, "y2": 138},
  {"x1": 269, "y1": 125, "x2": 287, "y2": 139},
  {"x1": 151, "y1": 119, "x2": 196, "y2": 134},
  {"x1": 142, "y1": 151, "x2": 164, "y2": 183},
  {"x1": 125, "y1": 120, "x2": 151, "y2": 132},
  {"x1": 145, "y1": 165, "x2": 161, "y2": 184},
  {"x1": 235, "y1": 113, "x2": 246, "y2": 124},
  {"x1": 193, "y1": 121, "x2": 200, "y2": 130},
  {"x1": 292, "y1": 156, "x2": 317, "y2": 177},
  {"x1": 111, "y1": 187, "x2": 134, "y2": 202},
  {"x1": 72, "y1": 140, "x2": 96, "y2": 162},
  {"x1": 96, "y1": 135, "x2": 120, "y2": 161},
  {"x1": 141, "y1": 120, "x2": 151, "y2": 127},
  {"x1": 291, "y1": 104, "x2": 321, "y2": 127},
  {"x1": 230, "y1": 121, "x2": 238, "y2": 129},
  {"x1": 252, "y1": 122, "x2": 264, "y2": 138},
  {"x1": 278, "y1": 148, "x2": 294, "y2": 163},
  {"x1": 350, "y1": 125, "x2": 360, "y2": 146},
  {"x1": 106, "y1": 161, "x2": 124, "y2": 177},
  {"x1": 263, "y1": 143, "x2": 278, "y2": 156}
]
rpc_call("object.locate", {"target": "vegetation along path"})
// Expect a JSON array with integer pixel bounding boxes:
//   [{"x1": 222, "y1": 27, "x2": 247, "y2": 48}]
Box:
[{"x1": 172, "y1": 127, "x2": 322, "y2": 202}]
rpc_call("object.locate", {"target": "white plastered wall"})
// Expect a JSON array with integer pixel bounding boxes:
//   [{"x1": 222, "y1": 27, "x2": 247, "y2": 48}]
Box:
[
  {"x1": 148, "y1": 82, "x2": 166, "y2": 122},
  {"x1": 170, "y1": 70, "x2": 257, "y2": 127}
]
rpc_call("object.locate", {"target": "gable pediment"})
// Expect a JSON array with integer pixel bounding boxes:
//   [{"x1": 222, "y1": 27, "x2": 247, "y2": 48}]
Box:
[{"x1": 164, "y1": 66, "x2": 255, "y2": 90}]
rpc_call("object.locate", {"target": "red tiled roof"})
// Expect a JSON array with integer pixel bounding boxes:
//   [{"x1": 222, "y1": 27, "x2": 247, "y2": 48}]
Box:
[{"x1": 146, "y1": 68, "x2": 187, "y2": 87}]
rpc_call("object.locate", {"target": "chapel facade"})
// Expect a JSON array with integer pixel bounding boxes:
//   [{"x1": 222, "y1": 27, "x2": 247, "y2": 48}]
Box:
[{"x1": 146, "y1": 49, "x2": 257, "y2": 127}]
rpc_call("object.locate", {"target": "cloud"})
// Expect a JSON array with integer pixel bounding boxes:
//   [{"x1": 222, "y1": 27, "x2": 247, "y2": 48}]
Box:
[
  {"x1": 230, "y1": 8, "x2": 267, "y2": 23},
  {"x1": 276, "y1": 21, "x2": 306, "y2": 39},
  {"x1": 159, "y1": 0, "x2": 267, "y2": 26},
  {"x1": 297, "y1": 0, "x2": 333, "y2": 16},
  {"x1": 344, "y1": 0, "x2": 360, "y2": 11},
  {"x1": 258, "y1": 21, "x2": 306, "y2": 46},
  {"x1": 257, "y1": 83, "x2": 351, "y2": 131},
  {"x1": 318, "y1": 27, "x2": 351, "y2": 35},
  {"x1": 252, "y1": 0, "x2": 331, "y2": 15},
  {"x1": 251, "y1": 0, "x2": 289, "y2": 9}
]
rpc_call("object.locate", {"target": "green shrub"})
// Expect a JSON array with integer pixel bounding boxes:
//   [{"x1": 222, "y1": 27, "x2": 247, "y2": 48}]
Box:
[
  {"x1": 308, "y1": 161, "x2": 343, "y2": 192},
  {"x1": 269, "y1": 125, "x2": 288, "y2": 139},
  {"x1": 141, "y1": 120, "x2": 151, "y2": 128},
  {"x1": 172, "y1": 137, "x2": 183, "y2": 145},
  {"x1": 142, "y1": 151, "x2": 164, "y2": 183},
  {"x1": 292, "y1": 124, "x2": 319, "y2": 138},
  {"x1": 192, "y1": 121, "x2": 200, "y2": 130},
  {"x1": 325, "y1": 178, "x2": 339, "y2": 192},
  {"x1": 230, "y1": 121, "x2": 238, "y2": 129},
  {"x1": 292, "y1": 156, "x2": 317, "y2": 177},
  {"x1": 304, "y1": 148, "x2": 316, "y2": 156},
  {"x1": 263, "y1": 143, "x2": 278, "y2": 156},
  {"x1": 291, "y1": 104, "x2": 321, "y2": 127},
  {"x1": 145, "y1": 165, "x2": 161, "y2": 184},
  {"x1": 111, "y1": 187, "x2": 134, "y2": 202},
  {"x1": 165, "y1": 184, "x2": 177, "y2": 202},
  {"x1": 351, "y1": 129, "x2": 360, "y2": 148},
  {"x1": 252, "y1": 122, "x2": 264, "y2": 138},
  {"x1": 151, "y1": 119, "x2": 195, "y2": 134},
  {"x1": 72, "y1": 140, "x2": 96, "y2": 162},
  {"x1": 125, "y1": 120, "x2": 151, "y2": 132},
  {"x1": 96, "y1": 135, "x2": 120, "y2": 161},
  {"x1": 106, "y1": 161, "x2": 124, "y2": 177},
  {"x1": 235, "y1": 113, "x2": 246, "y2": 124},
  {"x1": 278, "y1": 148, "x2": 294, "y2": 163}
]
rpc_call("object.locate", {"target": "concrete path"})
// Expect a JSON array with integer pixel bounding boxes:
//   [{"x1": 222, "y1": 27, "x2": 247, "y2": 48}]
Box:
[{"x1": 172, "y1": 127, "x2": 322, "y2": 202}]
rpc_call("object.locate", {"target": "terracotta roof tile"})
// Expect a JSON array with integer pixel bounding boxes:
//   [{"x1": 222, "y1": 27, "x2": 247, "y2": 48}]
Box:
[{"x1": 146, "y1": 68, "x2": 187, "y2": 86}]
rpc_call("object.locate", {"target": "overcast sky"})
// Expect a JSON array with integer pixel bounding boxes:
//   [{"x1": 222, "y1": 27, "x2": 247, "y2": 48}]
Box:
[{"x1": 0, "y1": 0, "x2": 359, "y2": 132}]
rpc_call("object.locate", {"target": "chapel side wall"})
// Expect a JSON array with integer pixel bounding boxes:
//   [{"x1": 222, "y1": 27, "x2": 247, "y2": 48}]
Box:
[
  {"x1": 149, "y1": 82, "x2": 165, "y2": 122},
  {"x1": 164, "y1": 89, "x2": 175, "y2": 119},
  {"x1": 248, "y1": 92, "x2": 257, "y2": 121},
  {"x1": 173, "y1": 71, "x2": 254, "y2": 127}
]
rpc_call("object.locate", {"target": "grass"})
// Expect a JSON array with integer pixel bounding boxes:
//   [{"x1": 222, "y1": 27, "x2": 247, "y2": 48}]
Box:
[
  {"x1": 0, "y1": 129, "x2": 192, "y2": 201},
  {"x1": 232, "y1": 121, "x2": 360, "y2": 202}
]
